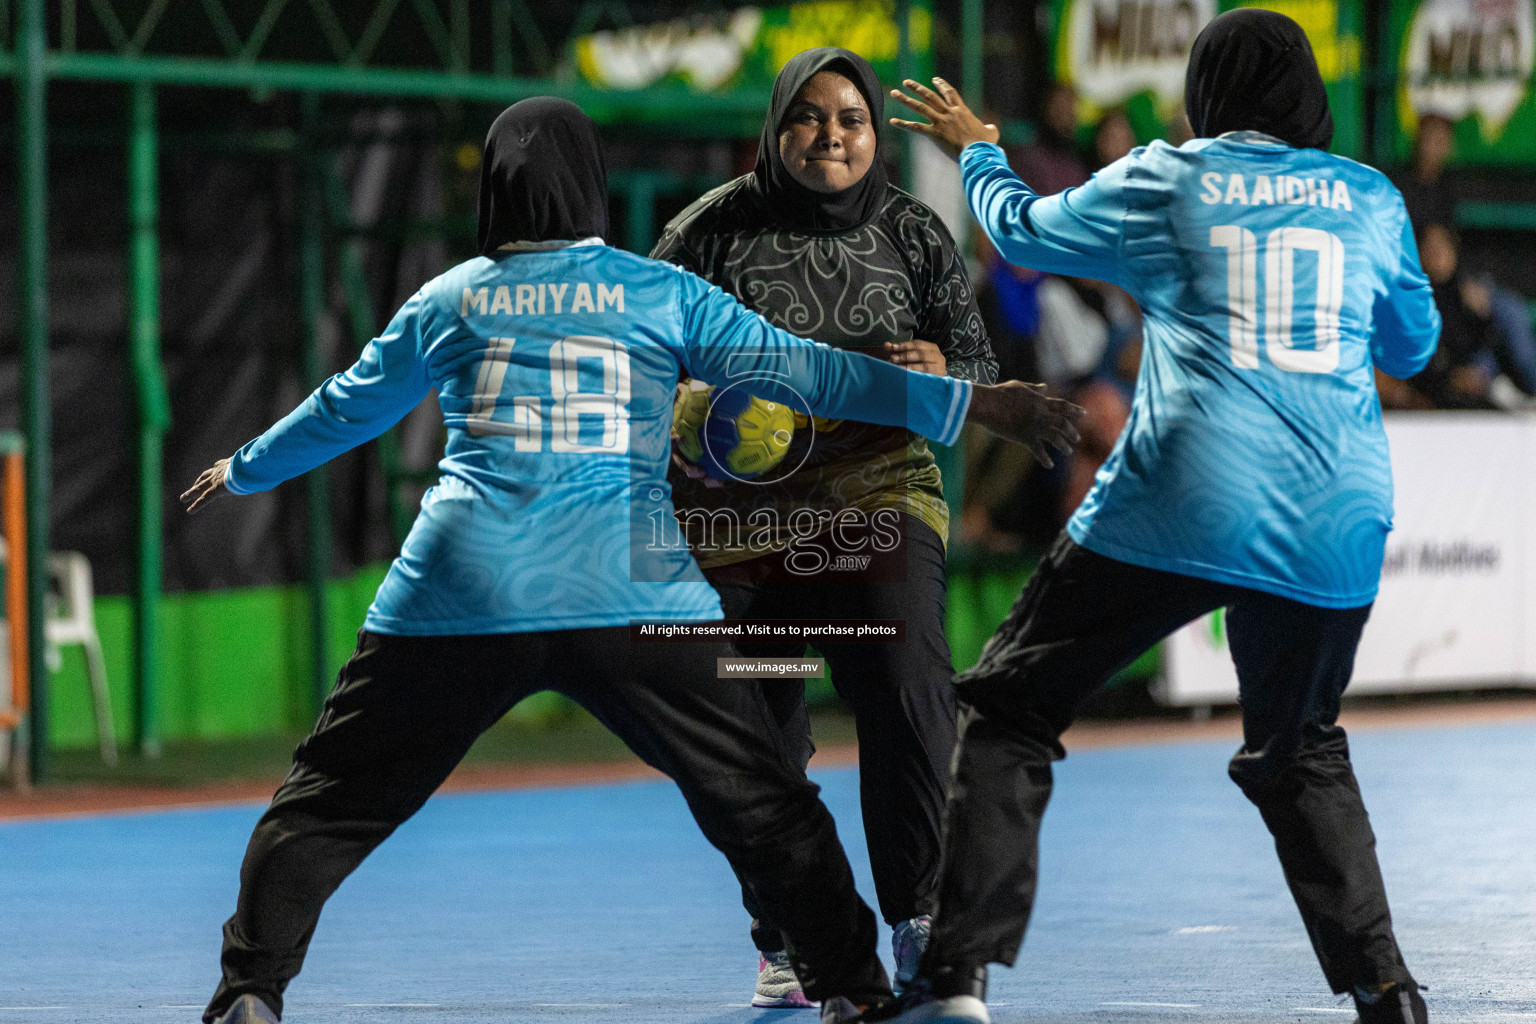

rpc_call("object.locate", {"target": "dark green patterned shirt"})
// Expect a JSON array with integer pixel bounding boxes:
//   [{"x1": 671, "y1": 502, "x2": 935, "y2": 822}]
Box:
[{"x1": 652, "y1": 176, "x2": 998, "y2": 567}]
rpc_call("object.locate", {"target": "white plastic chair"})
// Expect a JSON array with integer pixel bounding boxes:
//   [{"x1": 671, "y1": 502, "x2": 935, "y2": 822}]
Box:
[
  {"x1": 0, "y1": 540, "x2": 117, "y2": 766},
  {"x1": 45, "y1": 552, "x2": 117, "y2": 766}
]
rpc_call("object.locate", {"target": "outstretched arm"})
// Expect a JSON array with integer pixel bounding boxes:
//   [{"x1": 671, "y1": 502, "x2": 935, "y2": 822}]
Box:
[
  {"x1": 674, "y1": 269, "x2": 1081, "y2": 466},
  {"x1": 891, "y1": 77, "x2": 1127, "y2": 284},
  {"x1": 182, "y1": 291, "x2": 433, "y2": 514}
]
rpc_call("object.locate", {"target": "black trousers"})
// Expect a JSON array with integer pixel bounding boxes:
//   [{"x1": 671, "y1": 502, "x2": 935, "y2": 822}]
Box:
[
  {"x1": 204, "y1": 628, "x2": 890, "y2": 1021},
  {"x1": 706, "y1": 515, "x2": 957, "y2": 952},
  {"x1": 924, "y1": 535, "x2": 1416, "y2": 995}
]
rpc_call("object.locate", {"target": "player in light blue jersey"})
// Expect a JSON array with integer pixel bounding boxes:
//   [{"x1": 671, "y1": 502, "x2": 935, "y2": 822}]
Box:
[
  {"x1": 885, "y1": 10, "x2": 1436, "y2": 1024},
  {"x1": 181, "y1": 98, "x2": 1081, "y2": 1024}
]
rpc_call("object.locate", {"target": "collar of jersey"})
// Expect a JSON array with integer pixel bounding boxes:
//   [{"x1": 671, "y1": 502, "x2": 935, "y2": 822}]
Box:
[
  {"x1": 496, "y1": 237, "x2": 605, "y2": 252},
  {"x1": 1216, "y1": 130, "x2": 1291, "y2": 147}
]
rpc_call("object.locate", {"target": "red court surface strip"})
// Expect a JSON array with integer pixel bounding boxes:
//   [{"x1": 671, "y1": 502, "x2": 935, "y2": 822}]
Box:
[{"x1": 4, "y1": 694, "x2": 1533, "y2": 822}]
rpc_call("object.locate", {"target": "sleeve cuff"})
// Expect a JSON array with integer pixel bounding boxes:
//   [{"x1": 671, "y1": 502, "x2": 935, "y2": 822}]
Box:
[
  {"x1": 936, "y1": 379, "x2": 972, "y2": 447},
  {"x1": 223, "y1": 455, "x2": 254, "y2": 495}
]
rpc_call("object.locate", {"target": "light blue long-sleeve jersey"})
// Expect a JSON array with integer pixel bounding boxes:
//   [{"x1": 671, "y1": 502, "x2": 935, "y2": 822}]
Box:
[
  {"x1": 961, "y1": 134, "x2": 1439, "y2": 607},
  {"x1": 225, "y1": 240, "x2": 971, "y2": 634}
]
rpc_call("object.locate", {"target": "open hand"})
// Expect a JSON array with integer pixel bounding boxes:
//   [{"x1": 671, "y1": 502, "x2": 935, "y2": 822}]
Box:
[
  {"x1": 181, "y1": 458, "x2": 233, "y2": 514},
  {"x1": 965, "y1": 381, "x2": 1085, "y2": 469},
  {"x1": 889, "y1": 77, "x2": 999, "y2": 160}
]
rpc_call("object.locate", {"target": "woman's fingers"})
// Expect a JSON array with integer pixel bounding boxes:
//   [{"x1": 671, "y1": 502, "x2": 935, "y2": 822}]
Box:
[
  {"x1": 185, "y1": 483, "x2": 217, "y2": 514},
  {"x1": 1048, "y1": 400, "x2": 1086, "y2": 456},
  {"x1": 182, "y1": 460, "x2": 233, "y2": 514},
  {"x1": 179, "y1": 466, "x2": 216, "y2": 502},
  {"x1": 179, "y1": 471, "x2": 212, "y2": 506},
  {"x1": 889, "y1": 117, "x2": 941, "y2": 140},
  {"x1": 904, "y1": 78, "x2": 949, "y2": 109},
  {"x1": 888, "y1": 87, "x2": 938, "y2": 119},
  {"x1": 932, "y1": 77, "x2": 963, "y2": 106},
  {"x1": 888, "y1": 87, "x2": 934, "y2": 115}
]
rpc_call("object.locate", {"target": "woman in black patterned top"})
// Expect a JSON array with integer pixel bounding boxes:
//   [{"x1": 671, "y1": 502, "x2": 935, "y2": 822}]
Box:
[{"x1": 651, "y1": 47, "x2": 999, "y2": 1007}]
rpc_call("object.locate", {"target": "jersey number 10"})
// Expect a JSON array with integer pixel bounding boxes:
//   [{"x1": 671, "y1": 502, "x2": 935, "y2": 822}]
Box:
[
  {"x1": 467, "y1": 335, "x2": 632, "y2": 452},
  {"x1": 1210, "y1": 225, "x2": 1344, "y2": 374}
]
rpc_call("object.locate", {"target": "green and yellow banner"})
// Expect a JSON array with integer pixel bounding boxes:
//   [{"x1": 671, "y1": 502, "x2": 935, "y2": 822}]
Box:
[
  {"x1": 572, "y1": 1, "x2": 933, "y2": 94},
  {"x1": 1045, "y1": 0, "x2": 1364, "y2": 157},
  {"x1": 1388, "y1": 0, "x2": 1536, "y2": 165}
]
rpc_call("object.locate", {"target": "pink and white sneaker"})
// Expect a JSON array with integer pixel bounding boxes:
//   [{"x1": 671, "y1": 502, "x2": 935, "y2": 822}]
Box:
[{"x1": 752, "y1": 950, "x2": 818, "y2": 1008}]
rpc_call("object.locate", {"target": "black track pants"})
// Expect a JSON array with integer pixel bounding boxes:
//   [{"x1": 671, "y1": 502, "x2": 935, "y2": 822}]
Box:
[
  {"x1": 706, "y1": 515, "x2": 957, "y2": 951},
  {"x1": 204, "y1": 628, "x2": 889, "y2": 1021},
  {"x1": 923, "y1": 534, "x2": 1415, "y2": 995}
]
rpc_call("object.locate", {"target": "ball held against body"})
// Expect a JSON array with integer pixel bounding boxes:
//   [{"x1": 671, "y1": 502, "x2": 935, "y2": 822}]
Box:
[{"x1": 673, "y1": 382, "x2": 797, "y2": 481}]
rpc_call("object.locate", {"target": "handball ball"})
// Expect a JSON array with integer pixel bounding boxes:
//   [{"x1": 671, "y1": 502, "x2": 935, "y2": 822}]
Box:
[{"x1": 673, "y1": 382, "x2": 795, "y2": 480}]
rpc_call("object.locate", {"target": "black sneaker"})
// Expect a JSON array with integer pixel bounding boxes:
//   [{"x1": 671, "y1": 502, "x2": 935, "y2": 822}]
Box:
[
  {"x1": 1354, "y1": 981, "x2": 1428, "y2": 1024},
  {"x1": 880, "y1": 967, "x2": 990, "y2": 1024},
  {"x1": 820, "y1": 994, "x2": 901, "y2": 1024}
]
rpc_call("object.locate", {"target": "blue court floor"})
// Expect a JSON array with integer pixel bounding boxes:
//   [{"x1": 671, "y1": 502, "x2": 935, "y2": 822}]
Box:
[{"x1": 2, "y1": 719, "x2": 1533, "y2": 1023}]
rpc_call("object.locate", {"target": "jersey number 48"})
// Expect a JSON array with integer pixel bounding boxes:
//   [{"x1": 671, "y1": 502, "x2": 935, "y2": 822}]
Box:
[{"x1": 467, "y1": 335, "x2": 632, "y2": 452}]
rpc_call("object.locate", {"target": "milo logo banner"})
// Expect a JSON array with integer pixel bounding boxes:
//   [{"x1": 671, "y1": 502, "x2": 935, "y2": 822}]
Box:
[
  {"x1": 572, "y1": 1, "x2": 932, "y2": 94},
  {"x1": 1391, "y1": 0, "x2": 1536, "y2": 164},
  {"x1": 1047, "y1": 0, "x2": 1364, "y2": 156}
]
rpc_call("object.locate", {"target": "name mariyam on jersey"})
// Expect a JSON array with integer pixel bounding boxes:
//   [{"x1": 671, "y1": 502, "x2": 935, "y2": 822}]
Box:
[
  {"x1": 461, "y1": 282, "x2": 624, "y2": 316},
  {"x1": 1198, "y1": 172, "x2": 1352, "y2": 211}
]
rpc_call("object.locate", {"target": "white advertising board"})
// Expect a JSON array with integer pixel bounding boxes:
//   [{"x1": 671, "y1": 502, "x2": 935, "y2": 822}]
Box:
[{"x1": 1160, "y1": 413, "x2": 1536, "y2": 705}]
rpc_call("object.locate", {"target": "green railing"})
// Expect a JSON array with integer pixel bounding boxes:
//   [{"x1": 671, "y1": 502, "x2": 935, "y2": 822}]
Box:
[{"x1": 1, "y1": 0, "x2": 959, "y2": 782}]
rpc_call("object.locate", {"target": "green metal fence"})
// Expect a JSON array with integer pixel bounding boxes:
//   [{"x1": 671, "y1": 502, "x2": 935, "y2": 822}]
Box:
[{"x1": 2, "y1": 0, "x2": 966, "y2": 782}]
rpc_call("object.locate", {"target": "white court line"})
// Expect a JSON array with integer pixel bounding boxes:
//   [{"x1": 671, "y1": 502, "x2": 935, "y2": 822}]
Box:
[
  {"x1": 159, "y1": 1006, "x2": 206, "y2": 1010},
  {"x1": 0, "y1": 1008, "x2": 71, "y2": 1012},
  {"x1": 1292, "y1": 1009, "x2": 1354, "y2": 1015},
  {"x1": 1174, "y1": 925, "x2": 1234, "y2": 934},
  {"x1": 533, "y1": 1003, "x2": 627, "y2": 1008},
  {"x1": 1101, "y1": 1002, "x2": 1201, "y2": 1008},
  {"x1": 344, "y1": 1004, "x2": 440, "y2": 1008}
]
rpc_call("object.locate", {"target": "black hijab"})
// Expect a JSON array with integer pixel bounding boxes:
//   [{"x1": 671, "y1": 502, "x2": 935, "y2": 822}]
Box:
[
  {"x1": 753, "y1": 47, "x2": 889, "y2": 234},
  {"x1": 478, "y1": 97, "x2": 608, "y2": 254},
  {"x1": 1185, "y1": 9, "x2": 1333, "y2": 151}
]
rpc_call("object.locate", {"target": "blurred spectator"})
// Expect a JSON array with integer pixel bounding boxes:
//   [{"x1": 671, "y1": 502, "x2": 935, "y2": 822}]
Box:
[
  {"x1": 971, "y1": 229, "x2": 1041, "y2": 383},
  {"x1": 1381, "y1": 223, "x2": 1506, "y2": 409},
  {"x1": 1050, "y1": 279, "x2": 1136, "y2": 522},
  {"x1": 1035, "y1": 276, "x2": 1109, "y2": 383},
  {"x1": 1480, "y1": 276, "x2": 1536, "y2": 407},
  {"x1": 1010, "y1": 82, "x2": 1088, "y2": 195},
  {"x1": 1382, "y1": 114, "x2": 1536, "y2": 410},
  {"x1": 962, "y1": 231, "x2": 1045, "y2": 552},
  {"x1": 1089, "y1": 109, "x2": 1136, "y2": 172},
  {"x1": 1394, "y1": 112, "x2": 1457, "y2": 231},
  {"x1": 964, "y1": 225, "x2": 1140, "y2": 551}
]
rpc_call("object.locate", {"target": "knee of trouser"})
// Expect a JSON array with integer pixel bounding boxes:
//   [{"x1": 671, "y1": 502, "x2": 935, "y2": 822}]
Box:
[
  {"x1": 1227, "y1": 726, "x2": 1354, "y2": 804},
  {"x1": 683, "y1": 770, "x2": 828, "y2": 864},
  {"x1": 952, "y1": 681, "x2": 1068, "y2": 765}
]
